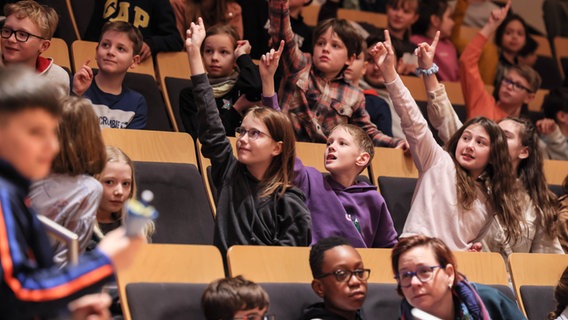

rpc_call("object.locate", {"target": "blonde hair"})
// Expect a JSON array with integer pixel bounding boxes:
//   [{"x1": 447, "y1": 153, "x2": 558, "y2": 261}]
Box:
[
  {"x1": 4, "y1": 1, "x2": 59, "y2": 39},
  {"x1": 94, "y1": 146, "x2": 155, "y2": 238}
]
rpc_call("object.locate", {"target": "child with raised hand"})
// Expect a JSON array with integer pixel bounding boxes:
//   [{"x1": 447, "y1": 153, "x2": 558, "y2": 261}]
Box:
[
  {"x1": 29, "y1": 96, "x2": 107, "y2": 268},
  {"x1": 417, "y1": 32, "x2": 562, "y2": 256},
  {"x1": 185, "y1": 18, "x2": 311, "y2": 257},
  {"x1": 369, "y1": 30, "x2": 524, "y2": 251},
  {"x1": 459, "y1": 0, "x2": 542, "y2": 122},
  {"x1": 0, "y1": 65, "x2": 144, "y2": 319},
  {"x1": 180, "y1": 24, "x2": 262, "y2": 140},
  {"x1": 258, "y1": 37, "x2": 397, "y2": 248},
  {"x1": 269, "y1": 0, "x2": 405, "y2": 149},
  {"x1": 72, "y1": 21, "x2": 148, "y2": 129}
]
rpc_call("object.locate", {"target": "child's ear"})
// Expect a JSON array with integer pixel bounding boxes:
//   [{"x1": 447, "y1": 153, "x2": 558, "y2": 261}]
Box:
[
  {"x1": 362, "y1": 61, "x2": 368, "y2": 76},
  {"x1": 345, "y1": 53, "x2": 356, "y2": 66},
  {"x1": 430, "y1": 14, "x2": 441, "y2": 29},
  {"x1": 523, "y1": 91, "x2": 535, "y2": 105},
  {"x1": 39, "y1": 39, "x2": 51, "y2": 54},
  {"x1": 271, "y1": 141, "x2": 283, "y2": 157},
  {"x1": 356, "y1": 152, "x2": 371, "y2": 168},
  {"x1": 518, "y1": 145, "x2": 529, "y2": 160},
  {"x1": 130, "y1": 55, "x2": 141, "y2": 69},
  {"x1": 311, "y1": 280, "x2": 325, "y2": 298},
  {"x1": 557, "y1": 110, "x2": 568, "y2": 124}
]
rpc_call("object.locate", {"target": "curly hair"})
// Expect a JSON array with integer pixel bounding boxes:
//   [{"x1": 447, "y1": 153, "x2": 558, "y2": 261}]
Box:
[
  {"x1": 446, "y1": 117, "x2": 525, "y2": 244},
  {"x1": 548, "y1": 267, "x2": 568, "y2": 320}
]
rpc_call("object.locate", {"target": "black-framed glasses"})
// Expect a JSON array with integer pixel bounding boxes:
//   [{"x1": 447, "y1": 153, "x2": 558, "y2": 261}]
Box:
[
  {"x1": 316, "y1": 268, "x2": 371, "y2": 282},
  {"x1": 1, "y1": 27, "x2": 46, "y2": 42},
  {"x1": 235, "y1": 127, "x2": 272, "y2": 140},
  {"x1": 395, "y1": 265, "x2": 443, "y2": 288},
  {"x1": 233, "y1": 315, "x2": 276, "y2": 320},
  {"x1": 501, "y1": 77, "x2": 533, "y2": 93}
]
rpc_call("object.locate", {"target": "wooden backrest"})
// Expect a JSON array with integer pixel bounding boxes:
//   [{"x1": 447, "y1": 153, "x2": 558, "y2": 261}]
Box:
[
  {"x1": 101, "y1": 128, "x2": 197, "y2": 164},
  {"x1": 508, "y1": 253, "x2": 568, "y2": 315},
  {"x1": 302, "y1": 4, "x2": 320, "y2": 27},
  {"x1": 528, "y1": 88, "x2": 549, "y2": 112},
  {"x1": 441, "y1": 81, "x2": 465, "y2": 106},
  {"x1": 117, "y1": 244, "x2": 224, "y2": 320},
  {"x1": 155, "y1": 51, "x2": 191, "y2": 131},
  {"x1": 71, "y1": 40, "x2": 155, "y2": 77},
  {"x1": 400, "y1": 75, "x2": 427, "y2": 102},
  {"x1": 459, "y1": 25, "x2": 481, "y2": 43},
  {"x1": 543, "y1": 159, "x2": 568, "y2": 185},
  {"x1": 227, "y1": 245, "x2": 312, "y2": 283},
  {"x1": 41, "y1": 37, "x2": 71, "y2": 71},
  {"x1": 337, "y1": 8, "x2": 387, "y2": 28},
  {"x1": 554, "y1": 36, "x2": 568, "y2": 79},
  {"x1": 452, "y1": 251, "x2": 509, "y2": 285},
  {"x1": 533, "y1": 34, "x2": 553, "y2": 57},
  {"x1": 370, "y1": 147, "x2": 418, "y2": 188},
  {"x1": 357, "y1": 248, "x2": 395, "y2": 283}
]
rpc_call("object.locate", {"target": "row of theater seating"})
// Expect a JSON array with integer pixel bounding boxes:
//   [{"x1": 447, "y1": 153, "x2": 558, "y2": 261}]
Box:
[
  {"x1": 116, "y1": 243, "x2": 568, "y2": 320},
  {"x1": 41, "y1": 36, "x2": 556, "y2": 134}
]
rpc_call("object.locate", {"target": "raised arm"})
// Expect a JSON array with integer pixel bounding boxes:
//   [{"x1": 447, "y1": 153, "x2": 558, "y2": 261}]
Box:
[
  {"x1": 186, "y1": 18, "x2": 235, "y2": 173},
  {"x1": 234, "y1": 40, "x2": 262, "y2": 101},
  {"x1": 459, "y1": 1, "x2": 510, "y2": 119},
  {"x1": 417, "y1": 31, "x2": 462, "y2": 143},
  {"x1": 369, "y1": 30, "x2": 445, "y2": 172}
]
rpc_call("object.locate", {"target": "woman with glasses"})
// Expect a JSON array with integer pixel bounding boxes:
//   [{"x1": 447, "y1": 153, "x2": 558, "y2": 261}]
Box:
[
  {"x1": 391, "y1": 235, "x2": 526, "y2": 320},
  {"x1": 459, "y1": 0, "x2": 542, "y2": 122},
  {"x1": 185, "y1": 18, "x2": 311, "y2": 259}
]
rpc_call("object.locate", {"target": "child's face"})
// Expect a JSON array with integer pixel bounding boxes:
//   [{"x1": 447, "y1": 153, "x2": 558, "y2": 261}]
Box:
[
  {"x1": 202, "y1": 34, "x2": 236, "y2": 78},
  {"x1": 498, "y1": 69, "x2": 534, "y2": 106},
  {"x1": 498, "y1": 119, "x2": 528, "y2": 169},
  {"x1": 1, "y1": 15, "x2": 50, "y2": 67},
  {"x1": 0, "y1": 109, "x2": 59, "y2": 180},
  {"x1": 437, "y1": 7, "x2": 455, "y2": 40},
  {"x1": 96, "y1": 31, "x2": 140, "y2": 75},
  {"x1": 324, "y1": 127, "x2": 368, "y2": 175},
  {"x1": 236, "y1": 114, "x2": 282, "y2": 178},
  {"x1": 501, "y1": 19, "x2": 526, "y2": 54},
  {"x1": 233, "y1": 307, "x2": 268, "y2": 319},
  {"x1": 98, "y1": 161, "x2": 132, "y2": 216},
  {"x1": 344, "y1": 52, "x2": 367, "y2": 84},
  {"x1": 386, "y1": 1, "x2": 419, "y2": 36},
  {"x1": 364, "y1": 55, "x2": 386, "y2": 87},
  {"x1": 455, "y1": 123, "x2": 491, "y2": 179},
  {"x1": 313, "y1": 27, "x2": 353, "y2": 80},
  {"x1": 313, "y1": 245, "x2": 368, "y2": 316}
]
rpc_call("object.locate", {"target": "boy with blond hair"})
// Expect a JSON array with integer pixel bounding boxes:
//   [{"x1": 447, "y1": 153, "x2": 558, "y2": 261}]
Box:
[
  {"x1": 72, "y1": 21, "x2": 147, "y2": 129},
  {"x1": 269, "y1": 0, "x2": 404, "y2": 148},
  {"x1": 0, "y1": 0, "x2": 69, "y2": 95}
]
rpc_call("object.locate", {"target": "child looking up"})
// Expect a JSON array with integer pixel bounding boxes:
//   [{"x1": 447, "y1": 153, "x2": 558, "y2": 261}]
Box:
[
  {"x1": 30, "y1": 96, "x2": 107, "y2": 268},
  {"x1": 269, "y1": 0, "x2": 404, "y2": 148},
  {"x1": 0, "y1": 65, "x2": 143, "y2": 319},
  {"x1": 202, "y1": 276, "x2": 270, "y2": 320},
  {"x1": 1, "y1": 0, "x2": 69, "y2": 96},
  {"x1": 180, "y1": 24, "x2": 262, "y2": 140},
  {"x1": 72, "y1": 21, "x2": 148, "y2": 129},
  {"x1": 370, "y1": 30, "x2": 524, "y2": 251},
  {"x1": 419, "y1": 32, "x2": 561, "y2": 256},
  {"x1": 185, "y1": 18, "x2": 311, "y2": 257}
]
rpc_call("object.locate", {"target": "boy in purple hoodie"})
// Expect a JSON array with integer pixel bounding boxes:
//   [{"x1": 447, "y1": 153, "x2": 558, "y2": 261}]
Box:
[{"x1": 294, "y1": 124, "x2": 398, "y2": 248}]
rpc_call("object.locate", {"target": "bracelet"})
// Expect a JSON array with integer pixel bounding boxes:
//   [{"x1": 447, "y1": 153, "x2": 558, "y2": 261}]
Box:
[{"x1": 415, "y1": 63, "x2": 439, "y2": 76}]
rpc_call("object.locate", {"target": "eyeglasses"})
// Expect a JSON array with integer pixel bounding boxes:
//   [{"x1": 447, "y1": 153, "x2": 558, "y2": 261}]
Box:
[
  {"x1": 316, "y1": 269, "x2": 371, "y2": 282},
  {"x1": 233, "y1": 315, "x2": 276, "y2": 320},
  {"x1": 1, "y1": 28, "x2": 46, "y2": 43},
  {"x1": 235, "y1": 127, "x2": 272, "y2": 140},
  {"x1": 501, "y1": 77, "x2": 533, "y2": 93},
  {"x1": 395, "y1": 265, "x2": 443, "y2": 288}
]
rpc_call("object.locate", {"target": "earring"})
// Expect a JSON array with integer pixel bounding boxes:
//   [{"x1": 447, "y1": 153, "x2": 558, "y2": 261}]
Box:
[{"x1": 448, "y1": 283, "x2": 453, "y2": 289}]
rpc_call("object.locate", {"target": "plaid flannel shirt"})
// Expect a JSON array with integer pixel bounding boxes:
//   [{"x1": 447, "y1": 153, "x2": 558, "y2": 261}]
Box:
[{"x1": 268, "y1": 0, "x2": 401, "y2": 147}]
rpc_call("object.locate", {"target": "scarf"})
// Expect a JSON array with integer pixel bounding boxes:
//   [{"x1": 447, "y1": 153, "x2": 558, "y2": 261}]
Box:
[
  {"x1": 400, "y1": 276, "x2": 491, "y2": 320},
  {"x1": 210, "y1": 71, "x2": 239, "y2": 98}
]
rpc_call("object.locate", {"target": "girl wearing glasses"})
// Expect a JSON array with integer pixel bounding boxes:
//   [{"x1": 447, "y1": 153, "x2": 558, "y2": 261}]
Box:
[
  {"x1": 391, "y1": 235, "x2": 525, "y2": 320},
  {"x1": 459, "y1": 0, "x2": 542, "y2": 122},
  {"x1": 185, "y1": 18, "x2": 311, "y2": 258}
]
